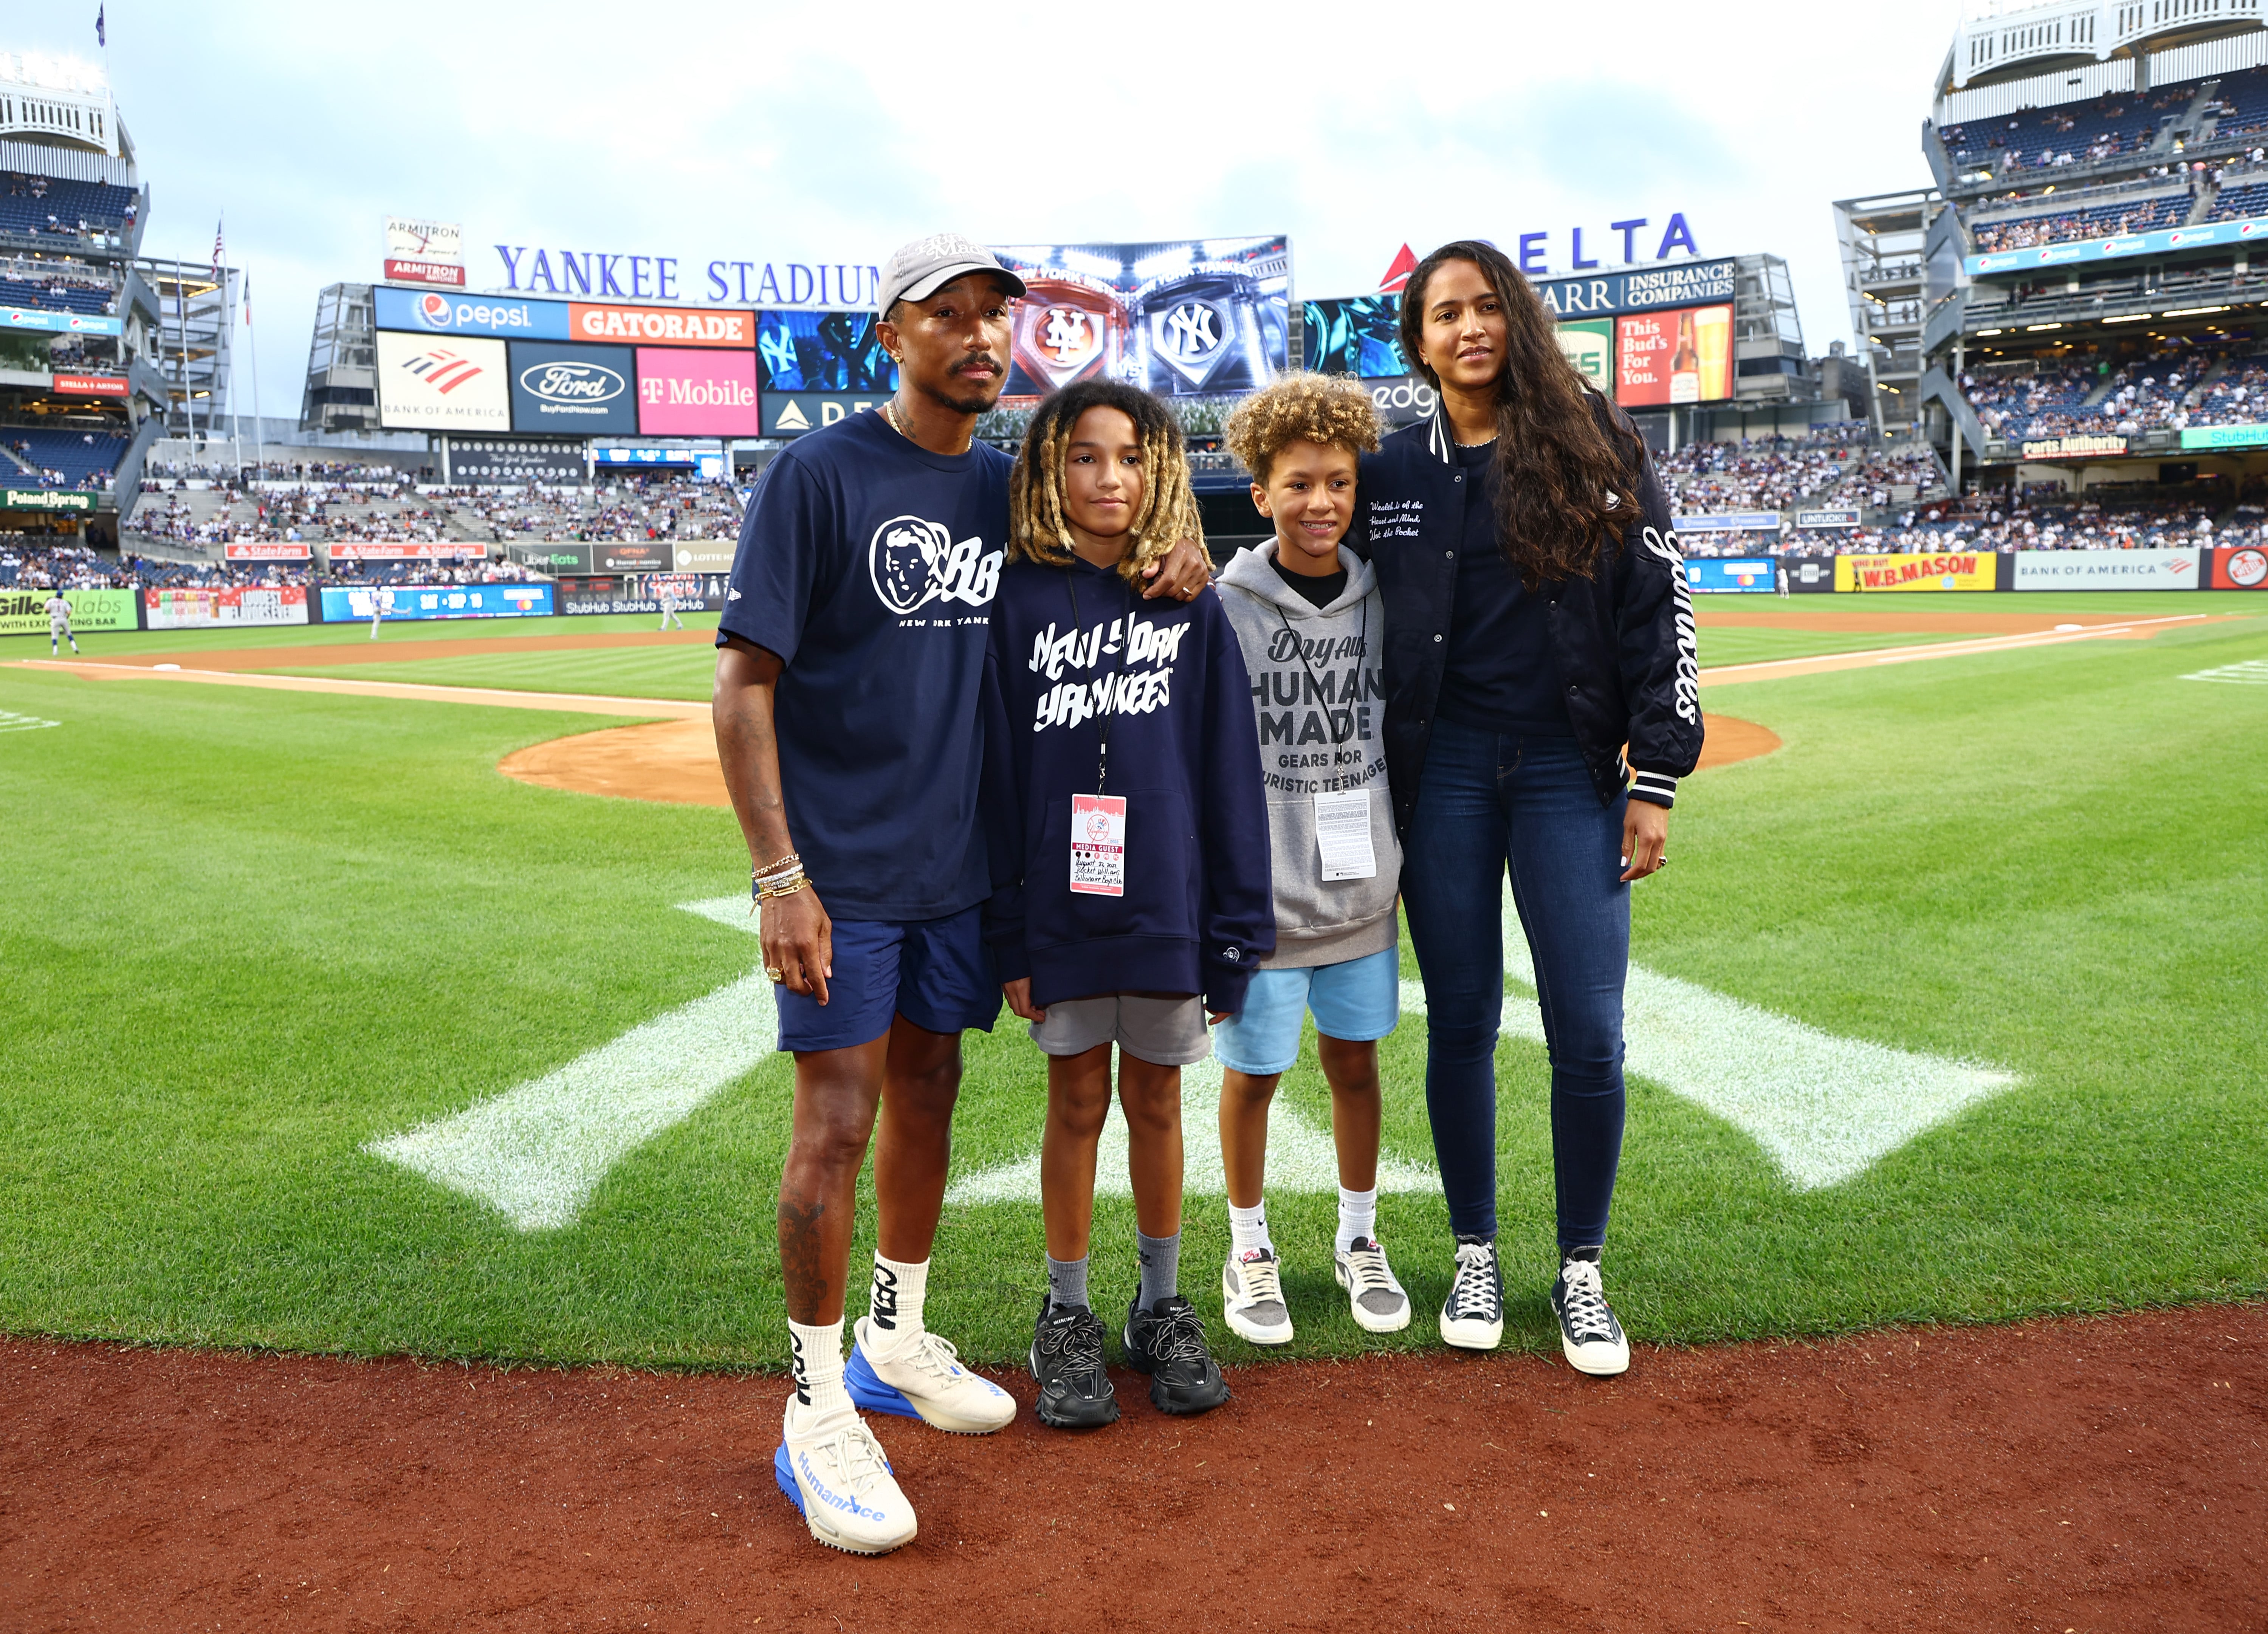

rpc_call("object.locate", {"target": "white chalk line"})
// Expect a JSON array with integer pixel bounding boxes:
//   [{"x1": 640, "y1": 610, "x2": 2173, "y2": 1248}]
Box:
[
  {"x1": 0, "y1": 708, "x2": 60, "y2": 732},
  {"x1": 2181, "y1": 658, "x2": 2268, "y2": 684},
  {"x1": 365, "y1": 897, "x2": 772, "y2": 1230},
  {"x1": 1386, "y1": 889, "x2": 2018, "y2": 1192}
]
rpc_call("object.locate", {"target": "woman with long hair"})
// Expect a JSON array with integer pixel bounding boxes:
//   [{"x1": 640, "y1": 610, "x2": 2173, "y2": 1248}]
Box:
[{"x1": 1361, "y1": 240, "x2": 1703, "y2": 1374}]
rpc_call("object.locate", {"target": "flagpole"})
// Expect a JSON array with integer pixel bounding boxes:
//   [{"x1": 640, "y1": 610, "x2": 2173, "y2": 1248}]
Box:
[
  {"x1": 229, "y1": 268, "x2": 242, "y2": 478},
  {"x1": 248, "y1": 269, "x2": 265, "y2": 479}
]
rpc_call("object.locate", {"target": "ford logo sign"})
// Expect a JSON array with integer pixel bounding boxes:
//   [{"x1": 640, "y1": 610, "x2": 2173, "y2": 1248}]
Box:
[{"x1": 521, "y1": 361, "x2": 626, "y2": 403}]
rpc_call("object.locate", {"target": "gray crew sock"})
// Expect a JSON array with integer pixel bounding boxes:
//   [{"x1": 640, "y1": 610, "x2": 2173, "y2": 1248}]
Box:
[
  {"x1": 1046, "y1": 1254, "x2": 1090, "y2": 1311},
  {"x1": 1136, "y1": 1230, "x2": 1180, "y2": 1311}
]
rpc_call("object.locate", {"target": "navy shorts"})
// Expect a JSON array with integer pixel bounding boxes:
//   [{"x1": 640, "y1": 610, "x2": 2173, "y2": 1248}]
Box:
[{"x1": 772, "y1": 904, "x2": 999, "y2": 1053}]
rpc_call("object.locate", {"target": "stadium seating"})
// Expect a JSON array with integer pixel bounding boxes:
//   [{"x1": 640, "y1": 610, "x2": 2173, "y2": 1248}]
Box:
[
  {"x1": 4, "y1": 426, "x2": 124, "y2": 488},
  {"x1": 2206, "y1": 177, "x2": 2268, "y2": 220},
  {"x1": 0, "y1": 275, "x2": 113, "y2": 315},
  {"x1": 2205, "y1": 66, "x2": 2268, "y2": 142},
  {"x1": 1969, "y1": 192, "x2": 2191, "y2": 252},
  {"x1": 0, "y1": 173, "x2": 137, "y2": 237},
  {"x1": 1939, "y1": 88, "x2": 2173, "y2": 173}
]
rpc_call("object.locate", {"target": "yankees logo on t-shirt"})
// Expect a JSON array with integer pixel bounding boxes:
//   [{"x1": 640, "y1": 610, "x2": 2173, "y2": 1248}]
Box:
[{"x1": 868, "y1": 514, "x2": 1002, "y2": 616}]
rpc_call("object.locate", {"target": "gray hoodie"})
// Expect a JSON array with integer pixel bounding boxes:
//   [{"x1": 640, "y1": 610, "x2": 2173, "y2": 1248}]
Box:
[{"x1": 1216, "y1": 540, "x2": 1403, "y2": 970}]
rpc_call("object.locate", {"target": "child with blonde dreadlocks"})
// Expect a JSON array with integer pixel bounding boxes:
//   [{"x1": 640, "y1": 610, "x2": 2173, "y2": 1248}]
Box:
[{"x1": 980, "y1": 379, "x2": 1273, "y2": 1429}]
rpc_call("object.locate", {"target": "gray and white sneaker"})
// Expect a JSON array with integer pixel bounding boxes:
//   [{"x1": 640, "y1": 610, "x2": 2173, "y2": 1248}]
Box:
[
  {"x1": 1438, "y1": 1234, "x2": 1503, "y2": 1350},
  {"x1": 1221, "y1": 1247, "x2": 1294, "y2": 1346},
  {"x1": 1552, "y1": 1248, "x2": 1630, "y2": 1376},
  {"x1": 1333, "y1": 1237, "x2": 1411, "y2": 1334}
]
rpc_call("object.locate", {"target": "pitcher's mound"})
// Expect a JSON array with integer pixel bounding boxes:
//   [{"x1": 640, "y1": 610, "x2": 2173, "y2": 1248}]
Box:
[{"x1": 500, "y1": 714, "x2": 1782, "y2": 807}]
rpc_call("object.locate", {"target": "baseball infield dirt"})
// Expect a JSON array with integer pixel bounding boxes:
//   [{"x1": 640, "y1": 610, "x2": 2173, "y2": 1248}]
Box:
[{"x1": 4, "y1": 1304, "x2": 2259, "y2": 1631}]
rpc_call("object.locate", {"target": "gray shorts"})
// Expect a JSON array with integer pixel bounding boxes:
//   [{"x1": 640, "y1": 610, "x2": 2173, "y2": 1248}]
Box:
[{"x1": 1029, "y1": 994, "x2": 1211, "y2": 1066}]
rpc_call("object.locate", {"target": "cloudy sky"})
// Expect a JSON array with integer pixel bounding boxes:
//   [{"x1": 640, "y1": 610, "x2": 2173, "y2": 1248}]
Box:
[{"x1": 12, "y1": 0, "x2": 1962, "y2": 421}]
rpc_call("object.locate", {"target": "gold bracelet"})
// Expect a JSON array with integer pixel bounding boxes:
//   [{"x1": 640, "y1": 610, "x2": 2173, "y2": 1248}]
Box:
[{"x1": 757, "y1": 874, "x2": 809, "y2": 901}]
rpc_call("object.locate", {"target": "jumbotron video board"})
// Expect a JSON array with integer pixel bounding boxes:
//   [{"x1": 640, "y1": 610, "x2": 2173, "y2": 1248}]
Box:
[{"x1": 991, "y1": 237, "x2": 1291, "y2": 402}]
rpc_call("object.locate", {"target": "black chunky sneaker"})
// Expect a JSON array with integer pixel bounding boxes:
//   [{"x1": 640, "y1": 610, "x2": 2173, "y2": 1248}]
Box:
[
  {"x1": 1438, "y1": 1233, "x2": 1504, "y2": 1350},
  {"x1": 1551, "y1": 1246, "x2": 1631, "y2": 1376},
  {"x1": 1122, "y1": 1293, "x2": 1232, "y2": 1415},
  {"x1": 1029, "y1": 1295, "x2": 1119, "y2": 1429}
]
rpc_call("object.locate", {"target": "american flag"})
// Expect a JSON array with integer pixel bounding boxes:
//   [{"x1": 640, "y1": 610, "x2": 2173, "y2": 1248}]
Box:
[
  {"x1": 96, "y1": 6, "x2": 105, "y2": 48},
  {"x1": 242, "y1": 271, "x2": 252, "y2": 328},
  {"x1": 211, "y1": 220, "x2": 224, "y2": 281}
]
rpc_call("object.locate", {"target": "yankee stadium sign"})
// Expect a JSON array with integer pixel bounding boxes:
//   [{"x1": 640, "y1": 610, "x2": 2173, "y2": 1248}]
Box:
[{"x1": 494, "y1": 245, "x2": 882, "y2": 308}]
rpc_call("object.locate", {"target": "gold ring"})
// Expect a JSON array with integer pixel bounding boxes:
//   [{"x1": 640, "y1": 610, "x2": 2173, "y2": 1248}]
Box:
[{"x1": 766, "y1": 966, "x2": 785, "y2": 982}]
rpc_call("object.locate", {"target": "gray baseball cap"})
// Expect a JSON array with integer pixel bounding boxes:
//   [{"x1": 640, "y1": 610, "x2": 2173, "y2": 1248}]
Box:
[{"x1": 876, "y1": 233, "x2": 1026, "y2": 315}]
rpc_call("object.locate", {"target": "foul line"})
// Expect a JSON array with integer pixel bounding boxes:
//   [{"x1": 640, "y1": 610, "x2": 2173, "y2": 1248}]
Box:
[
  {"x1": 8, "y1": 659, "x2": 704, "y2": 718},
  {"x1": 1699, "y1": 613, "x2": 2210, "y2": 686}
]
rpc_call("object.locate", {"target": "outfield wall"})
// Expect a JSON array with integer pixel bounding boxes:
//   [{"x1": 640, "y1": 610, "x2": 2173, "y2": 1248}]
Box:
[{"x1": 1773, "y1": 547, "x2": 2268, "y2": 595}]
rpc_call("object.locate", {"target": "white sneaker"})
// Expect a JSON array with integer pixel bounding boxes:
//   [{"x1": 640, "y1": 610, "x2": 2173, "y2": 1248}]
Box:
[
  {"x1": 1438, "y1": 1236, "x2": 1504, "y2": 1350},
  {"x1": 845, "y1": 1318, "x2": 1016, "y2": 1434},
  {"x1": 1221, "y1": 1247, "x2": 1294, "y2": 1345},
  {"x1": 1333, "y1": 1237, "x2": 1411, "y2": 1334},
  {"x1": 1552, "y1": 1253, "x2": 1631, "y2": 1376},
  {"x1": 773, "y1": 1411, "x2": 917, "y2": 1555}
]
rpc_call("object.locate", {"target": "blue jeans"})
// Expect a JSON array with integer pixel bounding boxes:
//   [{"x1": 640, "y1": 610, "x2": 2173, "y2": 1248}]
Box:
[{"x1": 1400, "y1": 720, "x2": 1628, "y2": 1247}]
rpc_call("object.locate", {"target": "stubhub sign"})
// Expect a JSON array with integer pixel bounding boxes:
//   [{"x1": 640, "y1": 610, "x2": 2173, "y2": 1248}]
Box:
[{"x1": 374, "y1": 284, "x2": 569, "y2": 340}]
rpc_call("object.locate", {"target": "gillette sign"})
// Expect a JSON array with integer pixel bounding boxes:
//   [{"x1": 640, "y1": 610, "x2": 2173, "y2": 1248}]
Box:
[{"x1": 493, "y1": 245, "x2": 882, "y2": 309}]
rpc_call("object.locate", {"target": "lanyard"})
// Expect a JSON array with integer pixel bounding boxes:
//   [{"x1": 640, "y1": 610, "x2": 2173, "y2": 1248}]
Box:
[{"x1": 1064, "y1": 568, "x2": 1131, "y2": 795}]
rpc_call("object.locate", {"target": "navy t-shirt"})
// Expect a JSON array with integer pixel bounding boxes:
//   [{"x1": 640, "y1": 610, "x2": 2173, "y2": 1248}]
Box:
[
  {"x1": 718, "y1": 409, "x2": 1010, "y2": 921},
  {"x1": 1437, "y1": 438, "x2": 1573, "y2": 738}
]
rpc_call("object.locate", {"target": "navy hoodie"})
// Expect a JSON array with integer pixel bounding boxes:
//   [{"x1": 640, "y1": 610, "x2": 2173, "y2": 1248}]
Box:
[{"x1": 981, "y1": 554, "x2": 1275, "y2": 1014}]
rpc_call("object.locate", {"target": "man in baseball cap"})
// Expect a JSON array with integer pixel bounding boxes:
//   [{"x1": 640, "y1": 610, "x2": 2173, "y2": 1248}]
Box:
[
  {"x1": 716, "y1": 232, "x2": 1209, "y2": 1555},
  {"x1": 876, "y1": 231, "x2": 1027, "y2": 317}
]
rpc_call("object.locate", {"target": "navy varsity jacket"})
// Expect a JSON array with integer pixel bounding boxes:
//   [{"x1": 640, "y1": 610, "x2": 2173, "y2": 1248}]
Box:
[
  {"x1": 1355, "y1": 396, "x2": 1704, "y2": 831},
  {"x1": 980, "y1": 554, "x2": 1275, "y2": 1014}
]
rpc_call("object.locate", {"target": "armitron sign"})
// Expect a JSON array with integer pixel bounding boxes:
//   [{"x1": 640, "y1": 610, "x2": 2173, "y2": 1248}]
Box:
[{"x1": 2020, "y1": 433, "x2": 2127, "y2": 460}]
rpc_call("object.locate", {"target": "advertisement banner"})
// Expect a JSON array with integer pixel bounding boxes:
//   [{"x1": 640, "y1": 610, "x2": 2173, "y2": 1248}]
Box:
[
  {"x1": 558, "y1": 572, "x2": 728, "y2": 616},
  {"x1": 1554, "y1": 318, "x2": 1614, "y2": 395},
  {"x1": 316, "y1": 583, "x2": 555, "y2": 622},
  {"x1": 327, "y1": 541, "x2": 491, "y2": 561},
  {"x1": 386, "y1": 217, "x2": 463, "y2": 262},
  {"x1": 1782, "y1": 555, "x2": 1836, "y2": 593},
  {"x1": 2, "y1": 304, "x2": 123, "y2": 337},
  {"x1": 2179, "y1": 424, "x2": 2268, "y2": 450},
  {"x1": 511, "y1": 542, "x2": 593, "y2": 575},
  {"x1": 756, "y1": 310, "x2": 897, "y2": 392},
  {"x1": 384, "y1": 257, "x2": 466, "y2": 288},
  {"x1": 0, "y1": 587, "x2": 137, "y2": 634},
  {"x1": 596, "y1": 542, "x2": 673, "y2": 573},
  {"x1": 1360, "y1": 375, "x2": 1438, "y2": 428},
  {"x1": 222, "y1": 542, "x2": 311, "y2": 561},
  {"x1": 375, "y1": 331, "x2": 510, "y2": 430},
  {"x1": 1304, "y1": 294, "x2": 1407, "y2": 379},
  {"x1": 1965, "y1": 213, "x2": 2268, "y2": 276},
  {"x1": 2020, "y1": 432, "x2": 2128, "y2": 460},
  {"x1": 1794, "y1": 507, "x2": 1864, "y2": 529},
  {"x1": 572, "y1": 303, "x2": 753, "y2": 348},
  {"x1": 671, "y1": 542, "x2": 737, "y2": 573},
  {"x1": 1616, "y1": 305, "x2": 1732, "y2": 407},
  {"x1": 448, "y1": 437, "x2": 589, "y2": 485},
  {"x1": 2011, "y1": 548, "x2": 2201, "y2": 591},
  {"x1": 505, "y1": 342, "x2": 635, "y2": 435},
  {"x1": 993, "y1": 236, "x2": 1290, "y2": 401},
  {"x1": 1674, "y1": 511, "x2": 1780, "y2": 534},
  {"x1": 3, "y1": 489, "x2": 95, "y2": 512},
  {"x1": 637, "y1": 347, "x2": 760, "y2": 434},
  {"x1": 1835, "y1": 551, "x2": 1999, "y2": 592},
  {"x1": 143, "y1": 585, "x2": 309, "y2": 630},
  {"x1": 2211, "y1": 545, "x2": 2268, "y2": 589},
  {"x1": 762, "y1": 390, "x2": 888, "y2": 437},
  {"x1": 373, "y1": 285, "x2": 570, "y2": 340},
  {"x1": 1536, "y1": 257, "x2": 1741, "y2": 319},
  {"x1": 1683, "y1": 558, "x2": 1778, "y2": 594},
  {"x1": 51, "y1": 374, "x2": 127, "y2": 397}
]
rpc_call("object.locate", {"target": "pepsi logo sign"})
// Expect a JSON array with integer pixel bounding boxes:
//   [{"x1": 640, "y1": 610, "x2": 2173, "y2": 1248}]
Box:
[{"x1": 418, "y1": 292, "x2": 453, "y2": 327}]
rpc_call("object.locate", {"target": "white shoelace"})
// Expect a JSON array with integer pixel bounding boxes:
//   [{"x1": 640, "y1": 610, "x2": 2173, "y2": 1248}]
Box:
[
  {"x1": 796, "y1": 1415, "x2": 892, "y2": 1496},
  {"x1": 1558, "y1": 1258, "x2": 1619, "y2": 1340},
  {"x1": 891, "y1": 1330, "x2": 968, "y2": 1384},
  {"x1": 1341, "y1": 1241, "x2": 1403, "y2": 1298},
  {"x1": 1447, "y1": 1241, "x2": 1499, "y2": 1316},
  {"x1": 1234, "y1": 1251, "x2": 1284, "y2": 1306}
]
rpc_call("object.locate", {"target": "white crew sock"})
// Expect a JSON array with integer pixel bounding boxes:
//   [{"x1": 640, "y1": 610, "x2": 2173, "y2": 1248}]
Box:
[
  {"x1": 864, "y1": 1252, "x2": 929, "y2": 1360},
  {"x1": 1228, "y1": 1200, "x2": 1273, "y2": 1258},
  {"x1": 1336, "y1": 1185, "x2": 1378, "y2": 1255},
  {"x1": 785, "y1": 1316, "x2": 851, "y2": 1431}
]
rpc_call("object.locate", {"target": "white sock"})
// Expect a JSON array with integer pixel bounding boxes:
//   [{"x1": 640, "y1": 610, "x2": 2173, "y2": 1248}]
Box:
[
  {"x1": 865, "y1": 1252, "x2": 929, "y2": 1359},
  {"x1": 1336, "y1": 1185, "x2": 1378, "y2": 1255},
  {"x1": 785, "y1": 1316, "x2": 850, "y2": 1430},
  {"x1": 1229, "y1": 1200, "x2": 1273, "y2": 1258}
]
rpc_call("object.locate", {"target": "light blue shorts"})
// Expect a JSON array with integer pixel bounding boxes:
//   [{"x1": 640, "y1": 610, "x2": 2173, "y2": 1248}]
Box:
[{"x1": 1211, "y1": 945, "x2": 1401, "y2": 1076}]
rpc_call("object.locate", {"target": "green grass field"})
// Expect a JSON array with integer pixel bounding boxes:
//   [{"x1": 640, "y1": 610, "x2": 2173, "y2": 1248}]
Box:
[{"x1": 2, "y1": 595, "x2": 2264, "y2": 1373}]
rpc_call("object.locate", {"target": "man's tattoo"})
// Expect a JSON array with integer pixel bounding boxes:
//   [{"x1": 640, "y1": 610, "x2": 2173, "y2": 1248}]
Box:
[{"x1": 778, "y1": 1196, "x2": 830, "y2": 1323}]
